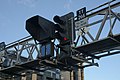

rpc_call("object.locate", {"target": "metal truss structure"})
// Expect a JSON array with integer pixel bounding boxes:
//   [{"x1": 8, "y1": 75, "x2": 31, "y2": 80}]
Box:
[
  {"x1": 74, "y1": 1, "x2": 120, "y2": 68},
  {"x1": 0, "y1": 1, "x2": 120, "y2": 80}
]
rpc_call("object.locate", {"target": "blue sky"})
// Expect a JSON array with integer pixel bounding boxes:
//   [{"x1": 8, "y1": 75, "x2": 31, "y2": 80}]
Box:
[{"x1": 0, "y1": 0, "x2": 120, "y2": 80}]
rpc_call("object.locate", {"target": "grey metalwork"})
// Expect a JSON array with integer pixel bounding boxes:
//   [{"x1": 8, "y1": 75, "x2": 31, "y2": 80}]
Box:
[
  {"x1": 74, "y1": 1, "x2": 120, "y2": 68},
  {"x1": 0, "y1": 1, "x2": 120, "y2": 80}
]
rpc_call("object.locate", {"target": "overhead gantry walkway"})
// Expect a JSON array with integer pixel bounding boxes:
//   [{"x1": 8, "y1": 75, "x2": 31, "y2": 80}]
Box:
[{"x1": 0, "y1": 1, "x2": 120, "y2": 80}]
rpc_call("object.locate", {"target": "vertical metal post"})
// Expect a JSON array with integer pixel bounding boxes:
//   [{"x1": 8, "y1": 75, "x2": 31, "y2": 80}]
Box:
[
  {"x1": 74, "y1": 67, "x2": 78, "y2": 80},
  {"x1": 81, "y1": 68, "x2": 84, "y2": 80},
  {"x1": 32, "y1": 73, "x2": 37, "y2": 80},
  {"x1": 71, "y1": 17, "x2": 75, "y2": 46},
  {"x1": 78, "y1": 63, "x2": 84, "y2": 80},
  {"x1": 70, "y1": 71, "x2": 74, "y2": 80},
  {"x1": 78, "y1": 68, "x2": 81, "y2": 80}
]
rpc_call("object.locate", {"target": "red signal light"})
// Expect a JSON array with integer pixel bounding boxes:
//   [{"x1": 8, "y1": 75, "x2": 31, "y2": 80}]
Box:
[{"x1": 64, "y1": 37, "x2": 67, "y2": 41}]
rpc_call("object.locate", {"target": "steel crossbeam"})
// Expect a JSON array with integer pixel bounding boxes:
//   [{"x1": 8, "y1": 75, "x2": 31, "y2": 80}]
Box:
[{"x1": 0, "y1": 1, "x2": 120, "y2": 80}]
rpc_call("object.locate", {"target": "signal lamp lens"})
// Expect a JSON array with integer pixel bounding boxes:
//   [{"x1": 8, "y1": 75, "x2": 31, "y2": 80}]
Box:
[{"x1": 64, "y1": 37, "x2": 67, "y2": 41}]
